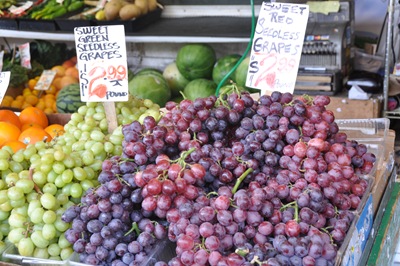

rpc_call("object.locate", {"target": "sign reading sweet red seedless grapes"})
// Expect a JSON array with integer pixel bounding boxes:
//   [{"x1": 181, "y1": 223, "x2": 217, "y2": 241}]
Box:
[
  {"x1": 74, "y1": 25, "x2": 129, "y2": 102},
  {"x1": 0, "y1": 72, "x2": 11, "y2": 105},
  {"x1": 246, "y1": 2, "x2": 309, "y2": 94}
]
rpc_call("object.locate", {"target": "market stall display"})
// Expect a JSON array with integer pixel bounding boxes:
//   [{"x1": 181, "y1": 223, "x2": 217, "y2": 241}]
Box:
[{"x1": 0, "y1": 1, "x2": 396, "y2": 263}]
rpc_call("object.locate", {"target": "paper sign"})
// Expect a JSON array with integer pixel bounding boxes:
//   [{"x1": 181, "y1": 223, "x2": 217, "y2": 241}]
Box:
[
  {"x1": 74, "y1": 25, "x2": 129, "y2": 102},
  {"x1": 0, "y1": 72, "x2": 11, "y2": 105},
  {"x1": 34, "y1": 70, "x2": 56, "y2": 91},
  {"x1": 246, "y1": 2, "x2": 309, "y2": 94},
  {"x1": 18, "y1": 42, "x2": 31, "y2": 69}
]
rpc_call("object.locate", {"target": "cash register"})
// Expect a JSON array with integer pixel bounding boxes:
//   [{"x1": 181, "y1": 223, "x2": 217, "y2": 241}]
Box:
[{"x1": 294, "y1": 1, "x2": 354, "y2": 95}]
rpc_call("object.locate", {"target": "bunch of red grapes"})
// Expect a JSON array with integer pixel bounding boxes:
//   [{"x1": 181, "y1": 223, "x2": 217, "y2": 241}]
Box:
[{"x1": 65, "y1": 90, "x2": 375, "y2": 266}]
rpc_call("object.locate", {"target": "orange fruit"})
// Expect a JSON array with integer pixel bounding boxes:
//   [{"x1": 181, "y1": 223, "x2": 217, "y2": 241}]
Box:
[
  {"x1": 60, "y1": 76, "x2": 78, "y2": 89},
  {"x1": 52, "y1": 77, "x2": 62, "y2": 90},
  {"x1": 0, "y1": 122, "x2": 21, "y2": 147},
  {"x1": 65, "y1": 67, "x2": 79, "y2": 80},
  {"x1": 62, "y1": 60, "x2": 75, "y2": 69},
  {"x1": 51, "y1": 65, "x2": 66, "y2": 78},
  {"x1": 0, "y1": 110, "x2": 22, "y2": 129},
  {"x1": 19, "y1": 106, "x2": 49, "y2": 129},
  {"x1": 21, "y1": 123, "x2": 44, "y2": 132},
  {"x1": 45, "y1": 124, "x2": 65, "y2": 138},
  {"x1": 3, "y1": 140, "x2": 26, "y2": 153},
  {"x1": 18, "y1": 127, "x2": 52, "y2": 145}
]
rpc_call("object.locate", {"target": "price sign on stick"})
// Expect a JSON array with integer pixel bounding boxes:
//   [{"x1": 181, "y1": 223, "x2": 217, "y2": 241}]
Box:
[
  {"x1": 35, "y1": 70, "x2": 57, "y2": 91},
  {"x1": 246, "y1": 2, "x2": 309, "y2": 95},
  {"x1": 0, "y1": 72, "x2": 11, "y2": 105},
  {"x1": 74, "y1": 25, "x2": 128, "y2": 133}
]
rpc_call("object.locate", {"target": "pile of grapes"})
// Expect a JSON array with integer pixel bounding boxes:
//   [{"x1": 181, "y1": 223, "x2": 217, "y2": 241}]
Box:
[
  {"x1": 0, "y1": 96, "x2": 161, "y2": 261},
  {"x1": 65, "y1": 90, "x2": 375, "y2": 265}
]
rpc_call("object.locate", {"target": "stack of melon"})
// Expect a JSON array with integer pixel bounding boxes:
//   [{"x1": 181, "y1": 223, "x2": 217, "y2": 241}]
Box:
[{"x1": 128, "y1": 43, "x2": 254, "y2": 106}]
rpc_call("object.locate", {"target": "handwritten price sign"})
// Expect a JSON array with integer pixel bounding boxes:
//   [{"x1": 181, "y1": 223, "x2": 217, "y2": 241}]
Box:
[
  {"x1": 0, "y1": 72, "x2": 11, "y2": 105},
  {"x1": 35, "y1": 70, "x2": 56, "y2": 91},
  {"x1": 74, "y1": 25, "x2": 128, "y2": 102},
  {"x1": 246, "y1": 2, "x2": 309, "y2": 94}
]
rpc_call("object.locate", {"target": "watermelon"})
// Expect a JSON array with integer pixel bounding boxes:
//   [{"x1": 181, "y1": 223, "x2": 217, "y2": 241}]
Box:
[
  {"x1": 212, "y1": 54, "x2": 241, "y2": 86},
  {"x1": 176, "y1": 44, "x2": 216, "y2": 81},
  {"x1": 234, "y1": 56, "x2": 250, "y2": 87},
  {"x1": 183, "y1": 79, "x2": 217, "y2": 101},
  {"x1": 136, "y1": 68, "x2": 163, "y2": 77},
  {"x1": 56, "y1": 84, "x2": 85, "y2": 113},
  {"x1": 128, "y1": 73, "x2": 171, "y2": 107},
  {"x1": 162, "y1": 62, "x2": 190, "y2": 97},
  {"x1": 128, "y1": 69, "x2": 135, "y2": 82}
]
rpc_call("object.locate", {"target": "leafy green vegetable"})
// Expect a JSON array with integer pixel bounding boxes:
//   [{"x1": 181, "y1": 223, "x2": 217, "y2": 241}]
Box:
[
  {"x1": 2, "y1": 59, "x2": 29, "y2": 88},
  {"x1": 29, "y1": 40, "x2": 76, "y2": 69},
  {"x1": 28, "y1": 60, "x2": 45, "y2": 79}
]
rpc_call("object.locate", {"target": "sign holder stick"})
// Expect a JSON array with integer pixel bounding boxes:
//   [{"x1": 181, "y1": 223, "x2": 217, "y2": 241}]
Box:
[{"x1": 103, "y1": 102, "x2": 118, "y2": 134}]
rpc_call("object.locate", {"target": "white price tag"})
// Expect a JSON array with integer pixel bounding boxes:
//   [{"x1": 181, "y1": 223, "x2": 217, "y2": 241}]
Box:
[
  {"x1": 246, "y1": 2, "x2": 309, "y2": 95},
  {"x1": 74, "y1": 25, "x2": 129, "y2": 102},
  {"x1": 18, "y1": 42, "x2": 32, "y2": 69},
  {"x1": 0, "y1": 72, "x2": 11, "y2": 105},
  {"x1": 34, "y1": 70, "x2": 57, "y2": 91}
]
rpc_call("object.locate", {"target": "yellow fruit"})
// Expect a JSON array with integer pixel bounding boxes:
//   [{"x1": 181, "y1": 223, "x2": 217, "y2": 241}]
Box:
[
  {"x1": 28, "y1": 79, "x2": 38, "y2": 90},
  {"x1": 51, "y1": 66, "x2": 66, "y2": 78},
  {"x1": 95, "y1": 9, "x2": 106, "y2": 20},
  {"x1": 25, "y1": 95, "x2": 39, "y2": 106},
  {"x1": 10, "y1": 100, "x2": 23, "y2": 109}
]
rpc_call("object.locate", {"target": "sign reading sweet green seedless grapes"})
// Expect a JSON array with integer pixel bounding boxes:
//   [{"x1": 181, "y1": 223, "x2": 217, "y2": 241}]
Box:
[{"x1": 74, "y1": 25, "x2": 129, "y2": 102}]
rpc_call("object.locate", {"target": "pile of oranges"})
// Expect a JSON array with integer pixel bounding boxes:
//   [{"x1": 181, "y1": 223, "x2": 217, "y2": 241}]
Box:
[
  {"x1": 0, "y1": 56, "x2": 79, "y2": 114},
  {"x1": 0, "y1": 108, "x2": 65, "y2": 153}
]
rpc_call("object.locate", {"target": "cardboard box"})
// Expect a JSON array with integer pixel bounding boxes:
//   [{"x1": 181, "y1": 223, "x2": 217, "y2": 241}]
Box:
[
  {"x1": 371, "y1": 129, "x2": 396, "y2": 214},
  {"x1": 328, "y1": 96, "x2": 383, "y2": 119}
]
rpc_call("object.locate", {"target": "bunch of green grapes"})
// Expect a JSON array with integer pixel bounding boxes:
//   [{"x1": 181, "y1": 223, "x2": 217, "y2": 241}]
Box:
[{"x1": 0, "y1": 96, "x2": 161, "y2": 260}]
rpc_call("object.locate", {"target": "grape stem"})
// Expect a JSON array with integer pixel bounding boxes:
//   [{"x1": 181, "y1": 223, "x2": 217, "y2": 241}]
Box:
[
  {"x1": 250, "y1": 255, "x2": 263, "y2": 265},
  {"x1": 124, "y1": 222, "x2": 140, "y2": 236},
  {"x1": 280, "y1": 201, "x2": 299, "y2": 222},
  {"x1": 302, "y1": 94, "x2": 314, "y2": 105},
  {"x1": 28, "y1": 168, "x2": 42, "y2": 194},
  {"x1": 231, "y1": 168, "x2": 253, "y2": 195},
  {"x1": 194, "y1": 237, "x2": 207, "y2": 252},
  {"x1": 171, "y1": 147, "x2": 196, "y2": 168},
  {"x1": 179, "y1": 91, "x2": 187, "y2": 100},
  {"x1": 206, "y1": 191, "x2": 218, "y2": 198},
  {"x1": 235, "y1": 247, "x2": 249, "y2": 257},
  {"x1": 321, "y1": 226, "x2": 337, "y2": 246}
]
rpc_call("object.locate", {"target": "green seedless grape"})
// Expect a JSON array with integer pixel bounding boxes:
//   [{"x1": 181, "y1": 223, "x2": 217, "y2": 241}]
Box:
[
  {"x1": 30, "y1": 207, "x2": 44, "y2": 224},
  {"x1": 48, "y1": 243, "x2": 61, "y2": 257},
  {"x1": 31, "y1": 230, "x2": 50, "y2": 249},
  {"x1": 33, "y1": 247, "x2": 49, "y2": 259},
  {"x1": 18, "y1": 237, "x2": 35, "y2": 257}
]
